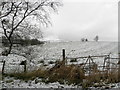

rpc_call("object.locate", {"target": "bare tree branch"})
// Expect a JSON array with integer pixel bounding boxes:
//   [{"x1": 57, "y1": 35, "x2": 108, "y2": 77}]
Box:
[
  {"x1": 1, "y1": 20, "x2": 9, "y2": 39},
  {"x1": 0, "y1": 2, "x2": 14, "y2": 19},
  {"x1": 9, "y1": 2, "x2": 22, "y2": 38}
]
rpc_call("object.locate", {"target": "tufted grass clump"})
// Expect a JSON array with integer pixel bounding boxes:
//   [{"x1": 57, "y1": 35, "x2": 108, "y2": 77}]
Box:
[{"x1": 47, "y1": 64, "x2": 85, "y2": 85}]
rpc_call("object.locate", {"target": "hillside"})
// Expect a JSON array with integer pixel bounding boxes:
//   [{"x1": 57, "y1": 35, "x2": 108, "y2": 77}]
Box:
[{"x1": 0, "y1": 41, "x2": 119, "y2": 88}]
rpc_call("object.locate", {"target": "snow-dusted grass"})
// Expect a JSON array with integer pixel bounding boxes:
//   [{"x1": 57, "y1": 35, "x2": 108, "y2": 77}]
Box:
[
  {"x1": 2, "y1": 64, "x2": 120, "y2": 89},
  {"x1": 34, "y1": 41, "x2": 118, "y2": 59},
  {"x1": 0, "y1": 41, "x2": 118, "y2": 73},
  {"x1": 0, "y1": 41, "x2": 119, "y2": 88},
  {"x1": 1, "y1": 77, "x2": 79, "y2": 88}
]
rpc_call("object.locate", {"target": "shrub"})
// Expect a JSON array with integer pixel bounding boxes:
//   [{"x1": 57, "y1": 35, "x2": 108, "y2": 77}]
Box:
[{"x1": 2, "y1": 36, "x2": 44, "y2": 47}]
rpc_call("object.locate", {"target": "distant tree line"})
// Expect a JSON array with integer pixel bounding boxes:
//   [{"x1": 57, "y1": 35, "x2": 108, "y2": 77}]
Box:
[
  {"x1": 2, "y1": 35, "x2": 44, "y2": 47},
  {"x1": 81, "y1": 38, "x2": 88, "y2": 42},
  {"x1": 81, "y1": 35, "x2": 99, "y2": 42}
]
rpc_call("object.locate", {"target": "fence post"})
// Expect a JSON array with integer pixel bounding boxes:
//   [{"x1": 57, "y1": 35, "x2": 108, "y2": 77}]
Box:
[
  {"x1": 88, "y1": 56, "x2": 91, "y2": 76},
  {"x1": 103, "y1": 57, "x2": 106, "y2": 71},
  {"x1": 24, "y1": 60, "x2": 27, "y2": 72},
  {"x1": 2, "y1": 61, "x2": 5, "y2": 75},
  {"x1": 118, "y1": 53, "x2": 120, "y2": 82},
  {"x1": 62, "y1": 49, "x2": 66, "y2": 65}
]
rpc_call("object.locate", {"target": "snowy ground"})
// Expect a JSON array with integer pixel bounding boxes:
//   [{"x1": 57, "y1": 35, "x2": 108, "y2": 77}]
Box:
[
  {"x1": 1, "y1": 77, "x2": 78, "y2": 88},
  {"x1": 0, "y1": 41, "x2": 119, "y2": 89},
  {"x1": 1, "y1": 76, "x2": 120, "y2": 89},
  {"x1": 1, "y1": 41, "x2": 118, "y2": 73},
  {"x1": 1, "y1": 77, "x2": 120, "y2": 89}
]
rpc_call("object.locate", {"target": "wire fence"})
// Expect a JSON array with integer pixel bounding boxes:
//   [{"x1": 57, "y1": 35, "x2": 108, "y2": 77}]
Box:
[{"x1": 0, "y1": 49, "x2": 120, "y2": 76}]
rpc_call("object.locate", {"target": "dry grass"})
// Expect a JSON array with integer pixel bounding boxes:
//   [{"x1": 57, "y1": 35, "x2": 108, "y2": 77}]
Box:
[
  {"x1": 82, "y1": 69, "x2": 119, "y2": 88},
  {"x1": 5, "y1": 68, "x2": 47, "y2": 81},
  {"x1": 48, "y1": 64, "x2": 85, "y2": 84},
  {"x1": 5, "y1": 63, "x2": 85, "y2": 85},
  {"x1": 4, "y1": 61, "x2": 119, "y2": 87},
  {"x1": 107, "y1": 70, "x2": 118, "y2": 83}
]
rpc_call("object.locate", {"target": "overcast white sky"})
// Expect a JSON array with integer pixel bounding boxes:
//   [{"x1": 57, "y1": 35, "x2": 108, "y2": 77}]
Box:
[{"x1": 43, "y1": 0, "x2": 119, "y2": 41}]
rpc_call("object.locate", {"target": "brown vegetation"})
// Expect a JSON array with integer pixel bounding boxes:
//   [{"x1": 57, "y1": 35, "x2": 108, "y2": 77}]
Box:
[
  {"x1": 4, "y1": 60, "x2": 119, "y2": 88},
  {"x1": 5, "y1": 63, "x2": 85, "y2": 85},
  {"x1": 48, "y1": 64, "x2": 85, "y2": 84}
]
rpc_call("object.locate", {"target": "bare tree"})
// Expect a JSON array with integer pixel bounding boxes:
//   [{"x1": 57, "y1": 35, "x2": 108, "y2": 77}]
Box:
[
  {"x1": 81, "y1": 38, "x2": 85, "y2": 42},
  {"x1": 94, "y1": 35, "x2": 99, "y2": 42},
  {"x1": 0, "y1": 0, "x2": 62, "y2": 56}
]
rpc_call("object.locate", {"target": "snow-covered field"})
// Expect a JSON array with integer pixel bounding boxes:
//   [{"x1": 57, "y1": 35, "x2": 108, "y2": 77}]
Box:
[
  {"x1": 0, "y1": 41, "x2": 119, "y2": 89},
  {"x1": 34, "y1": 41, "x2": 118, "y2": 59},
  {"x1": 0, "y1": 41, "x2": 118, "y2": 72},
  {"x1": 31, "y1": 41, "x2": 119, "y2": 69}
]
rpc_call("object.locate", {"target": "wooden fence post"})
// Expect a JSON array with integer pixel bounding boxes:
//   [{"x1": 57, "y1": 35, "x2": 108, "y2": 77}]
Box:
[
  {"x1": 2, "y1": 61, "x2": 5, "y2": 75},
  {"x1": 88, "y1": 56, "x2": 91, "y2": 76},
  {"x1": 118, "y1": 53, "x2": 120, "y2": 82},
  {"x1": 20, "y1": 60, "x2": 27, "y2": 72},
  {"x1": 62, "y1": 49, "x2": 66, "y2": 65},
  {"x1": 24, "y1": 60, "x2": 27, "y2": 72}
]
